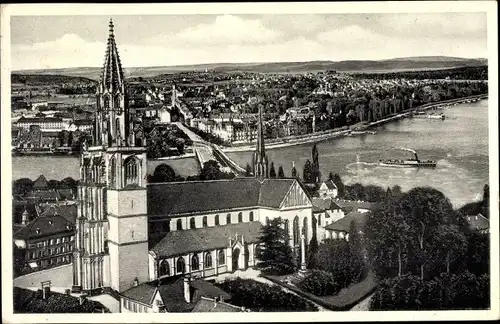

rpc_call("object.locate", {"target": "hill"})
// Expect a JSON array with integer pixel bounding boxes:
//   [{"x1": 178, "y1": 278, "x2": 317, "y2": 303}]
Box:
[
  {"x1": 12, "y1": 56, "x2": 487, "y2": 80},
  {"x1": 11, "y1": 73, "x2": 97, "y2": 85}
]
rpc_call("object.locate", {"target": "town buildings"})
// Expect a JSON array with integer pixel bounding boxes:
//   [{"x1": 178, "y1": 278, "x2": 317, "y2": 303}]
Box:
[{"x1": 71, "y1": 20, "x2": 320, "y2": 301}]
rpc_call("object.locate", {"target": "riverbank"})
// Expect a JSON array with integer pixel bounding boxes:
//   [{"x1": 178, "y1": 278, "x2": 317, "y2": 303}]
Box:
[{"x1": 220, "y1": 94, "x2": 488, "y2": 153}]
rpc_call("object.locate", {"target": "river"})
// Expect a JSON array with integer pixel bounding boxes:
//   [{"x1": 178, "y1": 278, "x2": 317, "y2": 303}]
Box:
[{"x1": 11, "y1": 100, "x2": 489, "y2": 208}]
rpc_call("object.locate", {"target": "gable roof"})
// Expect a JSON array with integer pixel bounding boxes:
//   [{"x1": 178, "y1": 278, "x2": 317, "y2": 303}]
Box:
[
  {"x1": 147, "y1": 178, "x2": 307, "y2": 217},
  {"x1": 324, "y1": 211, "x2": 368, "y2": 233},
  {"x1": 14, "y1": 214, "x2": 75, "y2": 241},
  {"x1": 39, "y1": 204, "x2": 78, "y2": 224},
  {"x1": 33, "y1": 174, "x2": 48, "y2": 189},
  {"x1": 121, "y1": 276, "x2": 232, "y2": 313},
  {"x1": 312, "y1": 197, "x2": 342, "y2": 213},
  {"x1": 322, "y1": 180, "x2": 338, "y2": 190},
  {"x1": 151, "y1": 221, "x2": 263, "y2": 258},
  {"x1": 332, "y1": 199, "x2": 375, "y2": 211}
]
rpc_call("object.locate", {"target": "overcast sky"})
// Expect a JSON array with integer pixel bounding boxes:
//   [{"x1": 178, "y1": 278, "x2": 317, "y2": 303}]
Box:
[{"x1": 10, "y1": 13, "x2": 488, "y2": 70}]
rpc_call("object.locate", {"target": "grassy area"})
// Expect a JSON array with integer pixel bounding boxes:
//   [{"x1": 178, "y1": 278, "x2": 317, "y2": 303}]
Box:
[
  {"x1": 14, "y1": 287, "x2": 109, "y2": 313},
  {"x1": 264, "y1": 271, "x2": 376, "y2": 311}
]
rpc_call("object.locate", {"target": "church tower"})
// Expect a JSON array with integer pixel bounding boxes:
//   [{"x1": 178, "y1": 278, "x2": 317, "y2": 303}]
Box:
[
  {"x1": 72, "y1": 19, "x2": 149, "y2": 294},
  {"x1": 253, "y1": 104, "x2": 268, "y2": 178}
]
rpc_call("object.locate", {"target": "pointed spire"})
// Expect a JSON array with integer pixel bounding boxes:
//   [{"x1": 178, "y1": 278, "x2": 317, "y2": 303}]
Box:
[
  {"x1": 253, "y1": 104, "x2": 268, "y2": 179},
  {"x1": 101, "y1": 17, "x2": 124, "y2": 92}
]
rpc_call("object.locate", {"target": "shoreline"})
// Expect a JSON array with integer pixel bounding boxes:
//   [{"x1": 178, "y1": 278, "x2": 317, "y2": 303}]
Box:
[{"x1": 11, "y1": 94, "x2": 487, "y2": 158}]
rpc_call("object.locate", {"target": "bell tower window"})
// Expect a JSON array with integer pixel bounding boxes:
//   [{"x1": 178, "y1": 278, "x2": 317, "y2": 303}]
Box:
[
  {"x1": 108, "y1": 157, "x2": 116, "y2": 187},
  {"x1": 123, "y1": 156, "x2": 139, "y2": 186}
]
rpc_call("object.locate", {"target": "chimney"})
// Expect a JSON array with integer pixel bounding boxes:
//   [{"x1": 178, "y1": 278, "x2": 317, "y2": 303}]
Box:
[
  {"x1": 220, "y1": 294, "x2": 224, "y2": 303},
  {"x1": 133, "y1": 277, "x2": 139, "y2": 287},
  {"x1": 183, "y1": 276, "x2": 191, "y2": 303}
]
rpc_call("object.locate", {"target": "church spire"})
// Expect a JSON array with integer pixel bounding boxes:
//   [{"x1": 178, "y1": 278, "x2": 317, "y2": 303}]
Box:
[
  {"x1": 253, "y1": 104, "x2": 268, "y2": 179},
  {"x1": 101, "y1": 18, "x2": 124, "y2": 93}
]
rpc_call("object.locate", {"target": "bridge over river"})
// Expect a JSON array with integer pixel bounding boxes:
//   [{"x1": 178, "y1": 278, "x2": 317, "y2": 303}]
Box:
[{"x1": 174, "y1": 122, "x2": 247, "y2": 176}]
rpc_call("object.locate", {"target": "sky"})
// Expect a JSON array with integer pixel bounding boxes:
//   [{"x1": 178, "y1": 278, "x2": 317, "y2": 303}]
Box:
[{"x1": 10, "y1": 13, "x2": 488, "y2": 70}]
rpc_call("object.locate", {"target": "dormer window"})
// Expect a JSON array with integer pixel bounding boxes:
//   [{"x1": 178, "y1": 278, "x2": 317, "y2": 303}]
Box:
[
  {"x1": 36, "y1": 228, "x2": 41, "y2": 234},
  {"x1": 48, "y1": 220, "x2": 53, "y2": 225}
]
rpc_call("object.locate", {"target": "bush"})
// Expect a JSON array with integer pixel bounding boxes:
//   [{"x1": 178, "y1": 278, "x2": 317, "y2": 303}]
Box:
[
  {"x1": 297, "y1": 270, "x2": 341, "y2": 296},
  {"x1": 370, "y1": 271, "x2": 490, "y2": 310},
  {"x1": 217, "y1": 278, "x2": 318, "y2": 312}
]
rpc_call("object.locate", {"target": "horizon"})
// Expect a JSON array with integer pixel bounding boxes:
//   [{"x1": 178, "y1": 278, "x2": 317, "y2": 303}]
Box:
[
  {"x1": 11, "y1": 55, "x2": 489, "y2": 73},
  {"x1": 10, "y1": 13, "x2": 488, "y2": 71}
]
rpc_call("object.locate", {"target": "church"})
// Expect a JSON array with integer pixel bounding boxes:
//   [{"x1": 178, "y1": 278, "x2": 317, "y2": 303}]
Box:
[{"x1": 71, "y1": 20, "x2": 318, "y2": 296}]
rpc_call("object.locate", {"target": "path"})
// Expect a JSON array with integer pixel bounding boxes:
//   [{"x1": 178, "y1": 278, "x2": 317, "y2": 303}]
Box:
[
  {"x1": 349, "y1": 293, "x2": 373, "y2": 311},
  {"x1": 214, "y1": 269, "x2": 330, "y2": 312}
]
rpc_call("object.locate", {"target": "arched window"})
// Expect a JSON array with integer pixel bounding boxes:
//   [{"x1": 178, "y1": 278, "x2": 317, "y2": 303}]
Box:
[
  {"x1": 115, "y1": 95, "x2": 122, "y2": 114},
  {"x1": 318, "y1": 214, "x2": 322, "y2": 226},
  {"x1": 284, "y1": 219, "x2": 290, "y2": 238},
  {"x1": 191, "y1": 254, "x2": 199, "y2": 271},
  {"x1": 238, "y1": 212, "x2": 243, "y2": 223},
  {"x1": 104, "y1": 95, "x2": 110, "y2": 110},
  {"x1": 159, "y1": 260, "x2": 170, "y2": 277},
  {"x1": 215, "y1": 215, "x2": 219, "y2": 226},
  {"x1": 303, "y1": 217, "x2": 309, "y2": 244},
  {"x1": 115, "y1": 118, "x2": 121, "y2": 140},
  {"x1": 176, "y1": 219, "x2": 183, "y2": 231},
  {"x1": 176, "y1": 257, "x2": 185, "y2": 274},
  {"x1": 226, "y1": 214, "x2": 231, "y2": 224},
  {"x1": 190, "y1": 217, "x2": 196, "y2": 229},
  {"x1": 202, "y1": 216, "x2": 208, "y2": 228},
  {"x1": 293, "y1": 216, "x2": 300, "y2": 248},
  {"x1": 249, "y1": 211, "x2": 254, "y2": 222},
  {"x1": 218, "y1": 250, "x2": 225, "y2": 265},
  {"x1": 123, "y1": 156, "x2": 139, "y2": 186},
  {"x1": 205, "y1": 252, "x2": 213, "y2": 268}
]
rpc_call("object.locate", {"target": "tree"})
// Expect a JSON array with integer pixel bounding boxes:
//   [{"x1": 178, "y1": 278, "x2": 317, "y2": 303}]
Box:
[
  {"x1": 291, "y1": 163, "x2": 298, "y2": 178},
  {"x1": 200, "y1": 160, "x2": 222, "y2": 181},
  {"x1": 245, "y1": 163, "x2": 252, "y2": 177},
  {"x1": 150, "y1": 163, "x2": 177, "y2": 183},
  {"x1": 13, "y1": 178, "x2": 34, "y2": 196},
  {"x1": 303, "y1": 160, "x2": 313, "y2": 183},
  {"x1": 331, "y1": 173, "x2": 345, "y2": 198},
  {"x1": 481, "y1": 184, "x2": 489, "y2": 218},
  {"x1": 328, "y1": 172, "x2": 334, "y2": 182},
  {"x1": 349, "y1": 220, "x2": 364, "y2": 260},
  {"x1": 256, "y1": 217, "x2": 296, "y2": 275},
  {"x1": 312, "y1": 144, "x2": 320, "y2": 184},
  {"x1": 278, "y1": 166, "x2": 285, "y2": 179},
  {"x1": 434, "y1": 224, "x2": 467, "y2": 274},
  {"x1": 269, "y1": 162, "x2": 277, "y2": 179}
]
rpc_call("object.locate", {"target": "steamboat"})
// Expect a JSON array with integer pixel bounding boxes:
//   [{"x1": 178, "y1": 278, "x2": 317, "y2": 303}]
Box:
[{"x1": 379, "y1": 148, "x2": 437, "y2": 168}]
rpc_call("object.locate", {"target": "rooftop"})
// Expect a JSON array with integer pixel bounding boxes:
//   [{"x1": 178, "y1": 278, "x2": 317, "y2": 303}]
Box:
[
  {"x1": 151, "y1": 221, "x2": 263, "y2": 258},
  {"x1": 14, "y1": 214, "x2": 75, "y2": 241},
  {"x1": 324, "y1": 211, "x2": 368, "y2": 233}
]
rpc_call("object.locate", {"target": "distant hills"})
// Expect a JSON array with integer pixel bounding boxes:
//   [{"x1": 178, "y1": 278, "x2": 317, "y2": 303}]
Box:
[{"x1": 12, "y1": 56, "x2": 487, "y2": 81}]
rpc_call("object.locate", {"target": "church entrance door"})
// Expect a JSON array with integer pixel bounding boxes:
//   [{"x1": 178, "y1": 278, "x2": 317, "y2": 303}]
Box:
[{"x1": 232, "y1": 247, "x2": 240, "y2": 273}]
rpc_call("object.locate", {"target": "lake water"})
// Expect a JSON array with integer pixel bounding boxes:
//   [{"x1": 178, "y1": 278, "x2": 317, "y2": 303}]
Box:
[{"x1": 12, "y1": 100, "x2": 489, "y2": 208}]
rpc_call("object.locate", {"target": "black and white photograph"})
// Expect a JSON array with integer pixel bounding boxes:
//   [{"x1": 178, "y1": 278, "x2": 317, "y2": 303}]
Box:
[{"x1": 1, "y1": 1, "x2": 498, "y2": 322}]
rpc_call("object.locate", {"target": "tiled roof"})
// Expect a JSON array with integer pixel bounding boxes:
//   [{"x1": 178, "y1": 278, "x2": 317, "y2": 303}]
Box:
[
  {"x1": 466, "y1": 214, "x2": 489, "y2": 231},
  {"x1": 312, "y1": 198, "x2": 342, "y2": 213},
  {"x1": 26, "y1": 190, "x2": 60, "y2": 201},
  {"x1": 147, "y1": 178, "x2": 301, "y2": 217},
  {"x1": 121, "y1": 283, "x2": 158, "y2": 306},
  {"x1": 323, "y1": 180, "x2": 338, "y2": 190},
  {"x1": 39, "y1": 204, "x2": 78, "y2": 224},
  {"x1": 151, "y1": 221, "x2": 263, "y2": 258},
  {"x1": 14, "y1": 214, "x2": 75, "y2": 240},
  {"x1": 191, "y1": 297, "x2": 243, "y2": 313},
  {"x1": 33, "y1": 174, "x2": 48, "y2": 189},
  {"x1": 324, "y1": 211, "x2": 368, "y2": 233}
]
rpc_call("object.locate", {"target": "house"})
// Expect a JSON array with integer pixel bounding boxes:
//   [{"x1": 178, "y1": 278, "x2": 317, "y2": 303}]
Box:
[
  {"x1": 318, "y1": 180, "x2": 338, "y2": 198},
  {"x1": 120, "y1": 275, "x2": 238, "y2": 313},
  {"x1": 466, "y1": 213, "x2": 489, "y2": 234},
  {"x1": 312, "y1": 197, "x2": 345, "y2": 241},
  {"x1": 324, "y1": 210, "x2": 368, "y2": 240},
  {"x1": 13, "y1": 214, "x2": 76, "y2": 272},
  {"x1": 24, "y1": 175, "x2": 61, "y2": 203},
  {"x1": 332, "y1": 199, "x2": 374, "y2": 214}
]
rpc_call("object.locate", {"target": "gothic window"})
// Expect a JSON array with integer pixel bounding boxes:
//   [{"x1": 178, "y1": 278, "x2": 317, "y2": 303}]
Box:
[
  {"x1": 123, "y1": 156, "x2": 139, "y2": 186},
  {"x1": 293, "y1": 216, "x2": 300, "y2": 248},
  {"x1": 218, "y1": 250, "x2": 225, "y2": 265},
  {"x1": 104, "y1": 96, "x2": 110, "y2": 110},
  {"x1": 190, "y1": 217, "x2": 196, "y2": 229},
  {"x1": 226, "y1": 214, "x2": 231, "y2": 224},
  {"x1": 215, "y1": 215, "x2": 220, "y2": 226},
  {"x1": 176, "y1": 219, "x2": 183, "y2": 231},
  {"x1": 284, "y1": 219, "x2": 290, "y2": 238},
  {"x1": 249, "y1": 211, "x2": 254, "y2": 222},
  {"x1": 302, "y1": 217, "x2": 309, "y2": 244},
  {"x1": 176, "y1": 257, "x2": 185, "y2": 274},
  {"x1": 191, "y1": 254, "x2": 199, "y2": 271},
  {"x1": 205, "y1": 252, "x2": 213, "y2": 268},
  {"x1": 159, "y1": 260, "x2": 170, "y2": 277},
  {"x1": 202, "y1": 216, "x2": 208, "y2": 228},
  {"x1": 318, "y1": 214, "x2": 322, "y2": 226},
  {"x1": 115, "y1": 118, "x2": 121, "y2": 141},
  {"x1": 238, "y1": 212, "x2": 243, "y2": 223},
  {"x1": 115, "y1": 95, "x2": 122, "y2": 115},
  {"x1": 108, "y1": 157, "x2": 116, "y2": 187}
]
